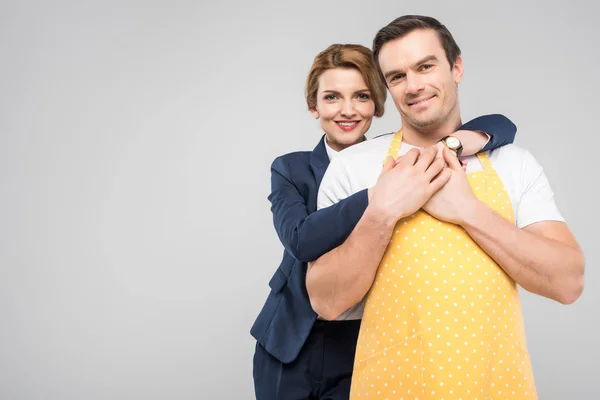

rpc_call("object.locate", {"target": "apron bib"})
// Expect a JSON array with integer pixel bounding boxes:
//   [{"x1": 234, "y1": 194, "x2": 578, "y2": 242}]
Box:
[{"x1": 350, "y1": 130, "x2": 537, "y2": 399}]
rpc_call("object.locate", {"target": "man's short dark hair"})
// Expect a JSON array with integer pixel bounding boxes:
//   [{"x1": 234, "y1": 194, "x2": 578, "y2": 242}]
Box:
[{"x1": 373, "y1": 15, "x2": 462, "y2": 83}]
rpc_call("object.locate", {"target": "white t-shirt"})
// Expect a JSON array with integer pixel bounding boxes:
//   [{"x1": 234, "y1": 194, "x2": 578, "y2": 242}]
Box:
[{"x1": 317, "y1": 133, "x2": 564, "y2": 320}]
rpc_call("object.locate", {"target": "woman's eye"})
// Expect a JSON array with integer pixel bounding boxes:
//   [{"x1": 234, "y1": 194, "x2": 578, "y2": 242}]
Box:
[
  {"x1": 324, "y1": 95, "x2": 337, "y2": 100},
  {"x1": 357, "y1": 93, "x2": 371, "y2": 100}
]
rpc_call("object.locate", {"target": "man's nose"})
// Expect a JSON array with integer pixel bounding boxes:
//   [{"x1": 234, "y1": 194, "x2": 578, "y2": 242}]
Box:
[{"x1": 406, "y1": 72, "x2": 425, "y2": 95}]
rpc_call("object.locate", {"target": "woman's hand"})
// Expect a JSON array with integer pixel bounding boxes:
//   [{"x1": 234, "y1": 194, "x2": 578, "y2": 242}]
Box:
[{"x1": 452, "y1": 129, "x2": 489, "y2": 156}]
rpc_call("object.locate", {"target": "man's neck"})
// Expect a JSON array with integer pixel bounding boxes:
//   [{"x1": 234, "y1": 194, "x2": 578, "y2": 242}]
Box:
[{"x1": 401, "y1": 116, "x2": 462, "y2": 148}]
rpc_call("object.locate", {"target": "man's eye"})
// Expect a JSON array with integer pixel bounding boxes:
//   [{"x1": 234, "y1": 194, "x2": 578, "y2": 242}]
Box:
[
  {"x1": 390, "y1": 74, "x2": 405, "y2": 82},
  {"x1": 421, "y1": 64, "x2": 433, "y2": 70}
]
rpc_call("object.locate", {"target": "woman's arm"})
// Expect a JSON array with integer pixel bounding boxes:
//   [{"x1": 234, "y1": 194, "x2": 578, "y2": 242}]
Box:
[
  {"x1": 268, "y1": 156, "x2": 368, "y2": 263},
  {"x1": 458, "y1": 113, "x2": 517, "y2": 153},
  {"x1": 268, "y1": 113, "x2": 516, "y2": 264}
]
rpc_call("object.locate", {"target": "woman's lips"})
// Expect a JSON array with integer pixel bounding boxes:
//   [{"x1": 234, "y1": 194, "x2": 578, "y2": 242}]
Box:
[{"x1": 336, "y1": 121, "x2": 360, "y2": 131}]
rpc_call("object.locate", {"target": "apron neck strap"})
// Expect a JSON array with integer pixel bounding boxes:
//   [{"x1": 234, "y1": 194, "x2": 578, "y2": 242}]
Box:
[
  {"x1": 385, "y1": 129, "x2": 404, "y2": 162},
  {"x1": 385, "y1": 129, "x2": 495, "y2": 172}
]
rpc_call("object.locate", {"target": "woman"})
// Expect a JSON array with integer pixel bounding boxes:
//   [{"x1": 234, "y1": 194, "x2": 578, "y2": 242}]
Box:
[{"x1": 251, "y1": 43, "x2": 517, "y2": 400}]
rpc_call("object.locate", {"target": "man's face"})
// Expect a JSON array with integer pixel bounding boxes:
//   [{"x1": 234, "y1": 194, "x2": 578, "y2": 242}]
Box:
[{"x1": 378, "y1": 29, "x2": 463, "y2": 131}]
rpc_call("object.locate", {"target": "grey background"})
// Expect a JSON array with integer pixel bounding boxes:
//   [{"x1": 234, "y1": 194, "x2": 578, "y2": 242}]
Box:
[{"x1": 0, "y1": 0, "x2": 598, "y2": 399}]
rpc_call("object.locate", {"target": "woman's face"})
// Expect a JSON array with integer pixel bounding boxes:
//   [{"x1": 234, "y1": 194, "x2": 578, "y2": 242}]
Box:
[{"x1": 311, "y1": 68, "x2": 376, "y2": 152}]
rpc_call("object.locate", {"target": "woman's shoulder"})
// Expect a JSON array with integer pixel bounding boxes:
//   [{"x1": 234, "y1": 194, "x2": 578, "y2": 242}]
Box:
[
  {"x1": 270, "y1": 150, "x2": 312, "y2": 173},
  {"x1": 337, "y1": 132, "x2": 395, "y2": 160}
]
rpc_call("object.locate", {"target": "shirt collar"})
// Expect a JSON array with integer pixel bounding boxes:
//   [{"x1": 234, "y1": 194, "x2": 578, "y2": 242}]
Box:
[{"x1": 324, "y1": 137, "x2": 339, "y2": 161}]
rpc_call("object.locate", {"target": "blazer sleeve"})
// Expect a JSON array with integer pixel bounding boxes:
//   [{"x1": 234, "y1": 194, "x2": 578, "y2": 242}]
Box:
[
  {"x1": 460, "y1": 114, "x2": 517, "y2": 152},
  {"x1": 268, "y1": 157, "x2": 368, "y2": 263}
]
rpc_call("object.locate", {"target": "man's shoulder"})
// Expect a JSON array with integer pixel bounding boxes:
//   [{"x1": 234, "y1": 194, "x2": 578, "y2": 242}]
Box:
[
  {"x1": 337, "y1": 132, "x2": 395, "y2": 161},
  {"x1": 487, "y1": 143, "x2": 535, "y2": 162},
  {"x1": 485, "y1": 144, "x2": 547, "y2": 179}
]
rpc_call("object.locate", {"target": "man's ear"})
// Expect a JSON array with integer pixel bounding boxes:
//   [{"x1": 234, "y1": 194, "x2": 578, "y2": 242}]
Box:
[{"x1": 452, "y1": 56, "x2": 464, "y2": 84}]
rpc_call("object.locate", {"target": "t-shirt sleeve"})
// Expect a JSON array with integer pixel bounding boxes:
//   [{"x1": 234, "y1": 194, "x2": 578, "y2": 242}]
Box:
[
  {"x1": 317, "y1": 157, "x2": 354, "y2": 210},
  {"x1": 516, "y1": 149, "x2": 565, "y2": 228}
]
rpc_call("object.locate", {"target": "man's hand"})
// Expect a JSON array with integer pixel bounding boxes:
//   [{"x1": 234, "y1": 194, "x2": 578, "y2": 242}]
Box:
[
  {"x1": 433, "y1": 141, "x2": 467, "y2": 171},
  {"x1": 309, "y1": 147, "x2": 449, "y2": 320},
  {"x1": 368, "y1": 146, "x2": 451, "y2": 226},
  {"x1": 422, "y1": 147, "x2": 478, "y2": 224}
]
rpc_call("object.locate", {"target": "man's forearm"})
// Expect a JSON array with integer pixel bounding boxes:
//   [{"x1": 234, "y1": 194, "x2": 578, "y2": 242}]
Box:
[
  {"x1": 306, "y1": 206, "x2": 395, "y2": 320},
  {"x1": 461, "y1": 200, "x2": 585, "y2": 304}
]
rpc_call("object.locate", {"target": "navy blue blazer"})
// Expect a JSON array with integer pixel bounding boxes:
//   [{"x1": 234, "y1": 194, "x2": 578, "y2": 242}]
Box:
[{"x1": 251, "y1": 114, "x2": 517, "y2": 364}]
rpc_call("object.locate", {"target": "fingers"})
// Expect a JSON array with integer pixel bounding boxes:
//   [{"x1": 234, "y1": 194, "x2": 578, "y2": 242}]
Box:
[
  {"x1": 379, "y1": 155, "x2": 395, "y2": 177},
  {"x1": 414, "y1": 145, "x2": 438, "y2": 172},
  {"x1": 396, "y1": 148, "x2": 420, "y2": 167},
  {"x1": 424, "y1": 156, "x2": 446, "y2": 182},
  {"x1": 434, "y1": 142, "x2": 445, "y2": 159},
  {"x1": 435, "y1": 141, "x2": 458, "y2": 160},
  {"x1": 428, "y1": 167, "x2": 452, "y2": 194},
  {"x1": 376, "y1": 156, "x2": 396, "y2": 184},
  {"x1": 443, "y1": 146, "x2": 463, "y2": 171},
  {"x1": 384, "y1": 155, "x2": 395, "y2": 171}
]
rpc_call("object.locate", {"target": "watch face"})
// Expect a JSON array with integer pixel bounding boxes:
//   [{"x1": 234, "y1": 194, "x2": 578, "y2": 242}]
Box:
[{"x1": 446, "y1": 136, "x2": 461, "y2": 149}]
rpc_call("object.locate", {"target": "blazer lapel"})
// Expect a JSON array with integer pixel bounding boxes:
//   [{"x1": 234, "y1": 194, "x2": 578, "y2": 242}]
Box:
[{"x1": 309, "y1": 135, "x2": 330, "y2": 189}]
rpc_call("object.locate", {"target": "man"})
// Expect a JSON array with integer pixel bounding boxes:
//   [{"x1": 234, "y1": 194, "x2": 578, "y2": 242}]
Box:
[
  {"x1": 251, "y1": 41, "x2": 518, "y2": 400},
  {"x1": 307, "y1": 15, "x2": 584, "y2": 399}
]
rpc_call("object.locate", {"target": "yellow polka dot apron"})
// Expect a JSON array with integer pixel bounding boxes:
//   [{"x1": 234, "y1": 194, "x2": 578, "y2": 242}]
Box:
[{"x1": 350, "y1": 130, "x2": 537, "y2": 399}]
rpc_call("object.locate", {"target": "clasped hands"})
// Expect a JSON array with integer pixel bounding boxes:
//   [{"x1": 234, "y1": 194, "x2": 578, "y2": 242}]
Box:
[{"x1": 368, "y1": 142, "x2": 479, "y2": 226}]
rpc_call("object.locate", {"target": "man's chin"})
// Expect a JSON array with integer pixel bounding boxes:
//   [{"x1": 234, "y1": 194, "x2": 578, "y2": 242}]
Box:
[{"x1": 406, "y1": 115, "x2": 442, "y2": 129}]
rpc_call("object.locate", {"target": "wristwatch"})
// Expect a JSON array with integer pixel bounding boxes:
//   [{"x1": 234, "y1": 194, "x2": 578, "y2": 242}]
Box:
[{"x1": 439, "y1": 135, "x2": 463, "y2": 158}]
